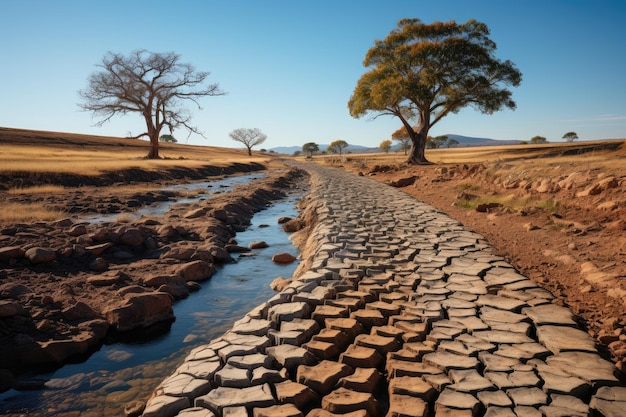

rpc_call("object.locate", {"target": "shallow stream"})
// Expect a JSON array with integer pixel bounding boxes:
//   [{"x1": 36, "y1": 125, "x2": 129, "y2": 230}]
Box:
[{"x1": 0, "y1": 180, "x2": 302, "y2": 416}]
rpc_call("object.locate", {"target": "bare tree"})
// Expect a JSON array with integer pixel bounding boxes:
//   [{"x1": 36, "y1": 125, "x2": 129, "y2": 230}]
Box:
[
  {"x1": 79, "y1": 50, "x2": 225, "y2": 159},
  {"x1": 229, "y1": 128, "x2": 267, "y2": 156}
]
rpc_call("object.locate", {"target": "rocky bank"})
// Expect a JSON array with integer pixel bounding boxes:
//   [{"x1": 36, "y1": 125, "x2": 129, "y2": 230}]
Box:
[{"x1": 0, "y1": 166, "x2": 307, "y2": 392}]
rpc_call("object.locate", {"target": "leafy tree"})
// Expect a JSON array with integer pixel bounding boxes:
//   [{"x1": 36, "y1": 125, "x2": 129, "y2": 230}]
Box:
[
  {"x1": 446, "y1": 138, "x2": 459, "y2": 148},
  {"x1": 293, "y1": 150, "x2": 302, "y2": 157},
  {"x1": 379, "y1": 139, "x2": 393, "y2": 153},
  {"x1": 391, "y1": 127, "x2": 412, "y2": 155},
  {"x1": 348, "y1": 19, "x2": 522, "y2": 164},
  {"x1": 562, "y1": 131, "x2": 578, "y2": 142},
  {"x1": 327, "y1": 140, "x2": 349, "y2": 156},
  {"x1": 530, "y1": 135, "x2": 548, "y2": 144},
  {"x1": 426, "y1": 135, "x2": 449, "y2": 149},
  {"x1": 159, "y1": 134, "x2": 177, "y2": 143},
  {"x1": 302, "y1": 142, "x2": 319, "y2": 158},
  {"x1": 79, "y1": 50, "x2": 224, "y2": 159},
  {"x1": 228, "y1": 128, "x2": 267, "y2": 156}
]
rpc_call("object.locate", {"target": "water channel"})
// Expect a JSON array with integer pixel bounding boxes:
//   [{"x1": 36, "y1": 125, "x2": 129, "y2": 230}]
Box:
[{"x1": 0, "y1": 177, "x2": 302, "y2": 416}]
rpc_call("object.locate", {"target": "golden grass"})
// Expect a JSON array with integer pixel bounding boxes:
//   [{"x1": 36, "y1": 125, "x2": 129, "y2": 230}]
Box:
[
  {"x1": 0, "y1": 202, "x2": 65, "y2": 223},
  {"x1": 0, "y1": 127, "x2": 280, "y2": 175}
]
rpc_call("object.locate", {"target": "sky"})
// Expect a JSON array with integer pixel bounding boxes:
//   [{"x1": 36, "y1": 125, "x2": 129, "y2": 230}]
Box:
[{"x1": 1, "y1": 0, "x2": 625, "y2": 150}]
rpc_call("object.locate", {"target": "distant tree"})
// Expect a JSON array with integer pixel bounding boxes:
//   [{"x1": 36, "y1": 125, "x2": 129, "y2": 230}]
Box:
[
  {"x1": 530, "y1": 135, "x2": 548, "y2": 144},
  {"x1": 302, "y1": 142, "x2": 319, "y2": 158},
  {"x1": 229, "y1": 128, "x2": 267, "y2": 156},
  {"x1": 426, "y1": 135, "x2": 449, "y2": 149},
  {"x1": 327, "y1": 140, "x2": 349, "y2": 156},
  {"x1": 79, "y1": 50, "x2": 225, "y2": 159},
  {"x1": 293, "y1": 150, "x2": 302, "y2": 157},
  {"x1": 562, "y1": 131, "x2": 578, "y2": 142},
  {"x1": 348, "y1": 18, "x2": 522, "y2": 164},
  {"x1": 391, "y1": 127, "x2": 412, "y2": 155},
  {"x1": 446, "y1": 138, "x2": 459, "y2": 148},
  {"x1": 379, "y1": 139, "x2": 393, "y2": 153},
  {"x1": 159, "y1": 134, "x2": 177, "y2": 143}
]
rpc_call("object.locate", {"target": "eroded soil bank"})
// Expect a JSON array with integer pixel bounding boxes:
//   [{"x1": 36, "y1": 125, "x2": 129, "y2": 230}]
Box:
[{"x1": 0, "y1": 164, "x2": 308, "y2": 391}]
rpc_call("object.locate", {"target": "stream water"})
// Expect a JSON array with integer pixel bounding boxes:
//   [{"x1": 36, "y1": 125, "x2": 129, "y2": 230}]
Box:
[{"x1": 0, "y1": 180, "x2": 302, "y2": 416}]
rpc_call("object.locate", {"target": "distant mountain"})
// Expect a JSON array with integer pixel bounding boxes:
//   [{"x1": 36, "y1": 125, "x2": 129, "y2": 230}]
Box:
[
  {"x1": 268, "y1": 135, "x2": 520, "y2": 154},
  {"x1": 443, "y1": 134, "x2": 520, "y2": 147}
]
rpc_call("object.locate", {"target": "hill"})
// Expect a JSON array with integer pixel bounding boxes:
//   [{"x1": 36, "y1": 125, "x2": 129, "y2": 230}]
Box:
[{"x1": 269, "y1": 134, "x2": 520, "y2": 154}]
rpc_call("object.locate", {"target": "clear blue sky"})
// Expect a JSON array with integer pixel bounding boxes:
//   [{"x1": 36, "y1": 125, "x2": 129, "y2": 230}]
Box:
[{"x1": 1, "y1": 0, "x2": 625, "y2": 149}]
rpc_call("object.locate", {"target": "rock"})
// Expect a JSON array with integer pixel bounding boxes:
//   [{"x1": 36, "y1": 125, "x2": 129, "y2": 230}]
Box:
[
  {"x1": 85, "y1": 242, "x2": 113, "y2": 256},
  {"x1": 274, "y1": 380, "x2": 319, "y2": 409},
  {"x1": 89, "y1": 257, "x2": 109, "y2": 271},
  {"x1": 282, "y1": 219, "x2": 304, "y2": 233},
  {"x1": 87, "y1": 271, "x2": 124, "y2": 286},
  {"x1": 226, "y1": 244, "x2": 252, "y2": 253},
  {"x1": 249, "y1": 241, "x2": 269, "y2": 249},
  {"x1": 0, "y1": 283, "x2": 33, "y2": 299},
  {"x1": 142, "y1": 395, "x2": 189, "y2": 417},
  {"x1": 297, "y1": 360, "x2": 353, "y2": 395},
  {"x1": 389, "y1": 176, "x2": 417, "y2": 187},
  {"x1": 277, "y1": 217, "x2": 292, "y2": 224},
  {"x1": 158, "y1": 225, "x2": 178, "y2": 239},
  {"x1": 103, "y1": 292, "x2": 174, "y2": 332},
  {"x1": 68, "y1": 224, "x2": 87, "y2": 237},
  {"x1": 195, "y1": 384, "x2": 276, "y2": 415},
  {"x1": 0, "y1": 300, "x2": 26, "y2": 318},
  {"x1": 272, "y1": 253, "x2": 297, "y2": 264},
  {"x1": 62, "y1": 301, "x2": 97, "y2": 321},
  {"x1": 118, "y1": 228, "x2": 145, "y2": 247},
  {"x1": 475, "y1": 203, "x2": 502, "y2": 213},
  {"x1": 185, "y1": 207, "x2": 208, "y2": 219},
  {"x1": 24, "y1": 247, "x2": 56, "y2": 264},
  {"x1": 124, "y1": 400, "x2": 146, "y2": 417},
  {"x1": 321, "y1": 387, "x2": 379, "y2": 415},
  {"x1": 178, "y1": 260, "x2": 215, "y2": 282},
  {"x1": 0, "y1": 246, "x2": 25, "y2": 261}
]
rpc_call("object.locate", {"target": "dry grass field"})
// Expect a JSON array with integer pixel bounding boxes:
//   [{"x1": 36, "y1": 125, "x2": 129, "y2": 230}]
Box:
[{"x1": 0, "y1": 127, "x2": 281, "y2": 176}]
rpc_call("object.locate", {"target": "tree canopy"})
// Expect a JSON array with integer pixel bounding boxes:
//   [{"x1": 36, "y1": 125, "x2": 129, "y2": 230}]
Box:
[
  {"x1": 379, "y1": 139, "x2": 392, "y2": 153},
  {"x1": 79, "y1": 50, "x2": 224, "y2": 159},
  {"x1": 229, "y1": 128, "x2": 267, "y2": 156},
  {"x1": 327, "y1": 140, "x2": 349, "y2": 156},
  {"x1": 302, "y1": 142, "x2": 319, "y2": 158},
  {"x1": 348, "y1": 19, "x2": 522, "y2": 164},
  {"x1": 562, "y1": 131, "x2": 578, "y2": 142},
  {"x1": 391, "y1": 126, "x2": 412, "y2": 155},
  {"x1": 531, "y1": 135, "x2": 548, "y2": 144},
  {"x1": 159, "y1": 134, "x2": 177, "y2": 143}
]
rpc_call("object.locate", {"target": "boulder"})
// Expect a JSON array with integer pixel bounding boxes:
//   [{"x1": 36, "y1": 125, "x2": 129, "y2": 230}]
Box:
[
  {"x1": 0, "y1": 300, "x2": 26, "y2": 318},
  {"x1": 0, "y1": 246, "x2": 25, "y2": 261},
  {"x1": 25, "y1": 247, "x2": 56, "y2": 264},
  {"x1": 389, "y1": 176, "x2": 417, "y2": 187},
  {"x1": 272, "y1": 253, "x2": 297, "y2": 264},
  {"x1": 249, "y1": 241, "x2": 269, "y2": 249},
  {"x1": 67, "y1": 224, "x2": 87, "y2": 237},
  {"x1": 62, "y1": 301, "x2": 97, "y2": 322},
  {"x1": 178, "y1": 260, "x2": 215, "y2": 282},
  {"x1": 118, "y1": 228, "x2": 145, "y2": 247},
  {"x1": 103, "y1": 292, "x2": 174, "y2": 332}
]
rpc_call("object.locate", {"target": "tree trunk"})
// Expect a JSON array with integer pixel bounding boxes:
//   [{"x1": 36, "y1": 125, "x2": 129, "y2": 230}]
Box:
[
  {"x1": 247, "y1": 147, "x2": 252, "y2": 156},
  {"x1": 146, "y1": 135, "x2": 160, "y2": 159},
  {"x1": 406, "y1": 126, "x2": 430, "y2": 165}
]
